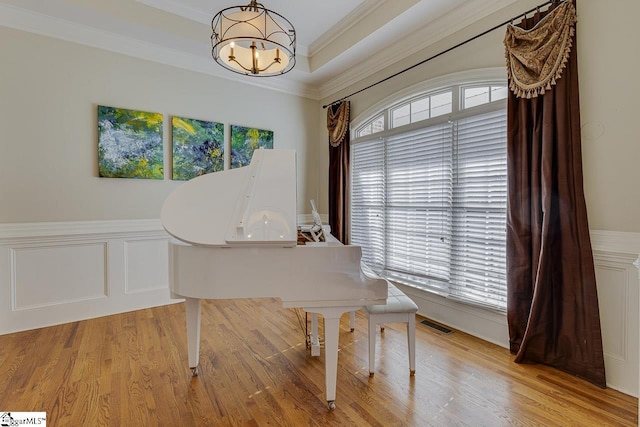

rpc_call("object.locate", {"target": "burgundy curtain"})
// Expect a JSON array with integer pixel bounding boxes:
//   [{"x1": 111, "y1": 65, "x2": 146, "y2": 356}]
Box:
[
  {"x1": 327, "y1": 101, "x2": 350, "y2": 244},
  {"x1": 505, "y1": 1, "x2": 606, "y2": 387}
]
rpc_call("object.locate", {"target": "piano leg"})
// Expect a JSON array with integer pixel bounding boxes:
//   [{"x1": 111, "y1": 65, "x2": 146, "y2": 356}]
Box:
[
  {"x1": 323, "y1": 314, "x2": 339, "y2": 410},
  {"x1": 185, "y1": 297, "x2": 202, "y2": 376},
  {"x1": 310, "y1": 313, "x2": 320, "y2": 357},
  {"x1": 309, "y1": 306, "x2": 361, "y2": 410}
]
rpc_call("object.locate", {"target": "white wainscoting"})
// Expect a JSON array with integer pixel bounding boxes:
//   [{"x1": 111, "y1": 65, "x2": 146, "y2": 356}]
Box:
[
  {"x1": 591, "y1": 230, "x2": 640, "y2": 397},
  {"x1": 0, "y1": 221, "x2": 638, "y2": 397},
  {"x1": 0, "y1": 215, "x2": 323, "y2": 336},
  {"x1": 0, "y1": 219, "x2": 175, "y2": 335}
]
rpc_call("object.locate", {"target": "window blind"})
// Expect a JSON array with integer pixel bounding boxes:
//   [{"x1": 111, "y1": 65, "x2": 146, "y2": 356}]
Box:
[
  {"x1": 351, "y1": 139, "x2": 385, "y2": 270},
  {"x1": 351, "y1": 108, "x2": 508, "y2": 311},
  {"x1": 385, "y1": 124, "x2": 453, "y2": 295},
  {"x1": 450, "y1": 110, "x2": 507, "y2": 308}
]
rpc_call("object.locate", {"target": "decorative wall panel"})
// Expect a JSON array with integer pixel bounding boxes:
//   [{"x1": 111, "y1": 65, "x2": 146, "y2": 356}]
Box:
[
  {"x1": 11, "y1": 243, "x2": 107, "y2": 309},
  {"x1": 124, "y1": 238, "x2": 169, "y2": 294}
]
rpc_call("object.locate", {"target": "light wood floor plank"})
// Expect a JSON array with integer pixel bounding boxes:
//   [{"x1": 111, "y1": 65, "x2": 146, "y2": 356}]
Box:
[{"x1": 0, "y1": 298, "x2": 636, "y2": 426}]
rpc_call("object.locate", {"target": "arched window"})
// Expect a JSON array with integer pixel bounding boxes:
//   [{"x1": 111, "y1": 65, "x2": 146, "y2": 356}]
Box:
[{"x1": 350, "y1": 70, "x2": 508, "y2": 311}]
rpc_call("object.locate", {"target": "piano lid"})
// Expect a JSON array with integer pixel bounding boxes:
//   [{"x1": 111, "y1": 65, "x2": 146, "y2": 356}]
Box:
[{"x1": 161, "y1": 149, "x2": 297, "y2": 247}]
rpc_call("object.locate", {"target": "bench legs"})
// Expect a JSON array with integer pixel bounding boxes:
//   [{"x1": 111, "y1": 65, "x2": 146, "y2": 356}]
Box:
[
  {"x1": 368, "y1": 314, "x2": 377, "y2": 376},
  {"x1": 312, "y1": 306, "x2": 417, "y2": 377},
  {"x1": 367, "y1": 311, "x2": 416, "y2": 377},
  {"x1": 407, "y1": 314, "x2": 416, "y2": 376}
]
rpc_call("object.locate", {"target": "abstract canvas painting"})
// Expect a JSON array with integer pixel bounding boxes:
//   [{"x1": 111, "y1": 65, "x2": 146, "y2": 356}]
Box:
[
  {"x1": 172, "y1": 116, "x2": 224, "y2": 180},
  {"x1": 230, "y1": 125, "x2": 274, "y2": 168},
  {"x1": 98, "y1": 105, "x2": 163, "y2": 179}
]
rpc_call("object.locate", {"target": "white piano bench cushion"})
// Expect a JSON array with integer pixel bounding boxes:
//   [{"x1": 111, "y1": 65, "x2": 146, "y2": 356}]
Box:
[{"x1": 364, "y1": 283, "x2": 418, "y2": 315}]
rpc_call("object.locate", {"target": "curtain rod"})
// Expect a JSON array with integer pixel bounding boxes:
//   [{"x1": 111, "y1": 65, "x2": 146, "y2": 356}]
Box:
[{"x1": 322, "y1": 0, "x2": 560, "y2": 109}]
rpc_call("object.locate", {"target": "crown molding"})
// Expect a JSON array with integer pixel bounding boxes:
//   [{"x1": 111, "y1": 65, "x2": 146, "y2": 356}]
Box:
[
  {"x1": 0, "y1": 0, "x2": 525, "y2": 102},
  {"x1": 318, "y1": 0, "x2": 520, "y2": 100},
  {"x1": 0, "y1": 2, "x2": 319, "y2": 99},
  {"x1": 307, "y1": 0, "x2": 385, "y2": 57},
  {"x1": 135, "y1": 0, "x2": 210, "y2": 25}
]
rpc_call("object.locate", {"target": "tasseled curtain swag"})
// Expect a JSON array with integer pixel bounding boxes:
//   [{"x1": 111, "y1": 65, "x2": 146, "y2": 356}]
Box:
[
  {"x1": 327, "y1": 101, "x2": 350, "y2": 147},
  {"x1": 504, "y1": 1, "x2": 577, "y2": 98}
]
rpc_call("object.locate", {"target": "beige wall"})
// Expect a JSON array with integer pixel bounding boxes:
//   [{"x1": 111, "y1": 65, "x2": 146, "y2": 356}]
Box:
[
  {"x1": 0, "y1": 27, "x2": 320, "y2": 223},
  {"x1": 319, "y1": 0, "x2": 640, "y2": 233},
  {"x1": 2, "y1": 0, "x2": 638, "y2": 233}
]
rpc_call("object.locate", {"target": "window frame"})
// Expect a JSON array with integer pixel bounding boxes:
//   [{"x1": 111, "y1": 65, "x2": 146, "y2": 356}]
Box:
[
  {"x1": 352, "y1": 68, "x2": 507, "y2": 139},
  {"x1": 350, "y1": 68, "x2": 508, "y2": 312},
  {"x1": 355, "y1": 112, "x2": 386, "y2": 138}
]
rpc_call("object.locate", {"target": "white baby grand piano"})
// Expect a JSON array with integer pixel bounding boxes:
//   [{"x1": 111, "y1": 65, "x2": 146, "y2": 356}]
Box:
[{"x1": 161, "y1": 149, "x2": 387, "y2": 409}]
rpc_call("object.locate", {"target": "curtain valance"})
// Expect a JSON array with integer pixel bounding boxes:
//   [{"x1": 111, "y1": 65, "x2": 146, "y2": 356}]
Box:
[
  {"x1": 504, "y1": 1, "x2": 577, "y2": 98},
  {"x1": 327, "y1": 101, "x2": 350, "y2": 147}
]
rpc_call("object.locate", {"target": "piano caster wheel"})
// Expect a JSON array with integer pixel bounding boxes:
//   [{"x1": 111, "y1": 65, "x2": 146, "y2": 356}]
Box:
[
  {"x1": 410, "y1": 370, "x2": 415, "y2": 377},
  {"x1": 369, "y1": 372, "x2": 374, "y2": 378},
  {"x1": 191, "y1": 366, "x2": 199, "y2": 376},
  {"x1": 327, "y1": 401, "x2": 336, "y2": 410}
]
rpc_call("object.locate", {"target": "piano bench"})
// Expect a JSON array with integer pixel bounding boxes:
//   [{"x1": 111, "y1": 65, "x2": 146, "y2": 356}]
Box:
[{"x1": 363, "y1": 283, "x2": 418, "y2": 377}]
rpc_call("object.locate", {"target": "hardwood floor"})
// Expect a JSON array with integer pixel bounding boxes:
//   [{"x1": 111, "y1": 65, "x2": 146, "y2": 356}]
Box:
[{"x1": 0, "y1": 298, "x2": 636, "y2": 426}]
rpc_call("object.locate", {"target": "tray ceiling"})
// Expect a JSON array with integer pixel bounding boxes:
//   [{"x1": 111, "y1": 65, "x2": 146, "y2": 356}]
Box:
[{"x1": 0, "y1": 0, "x2": 523, "y2": 98}]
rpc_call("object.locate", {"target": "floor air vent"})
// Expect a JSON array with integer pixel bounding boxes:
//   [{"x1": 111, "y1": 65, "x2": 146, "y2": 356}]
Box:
[{"x1": 420, "y1": 319, "x2": 453, "y2": 335}]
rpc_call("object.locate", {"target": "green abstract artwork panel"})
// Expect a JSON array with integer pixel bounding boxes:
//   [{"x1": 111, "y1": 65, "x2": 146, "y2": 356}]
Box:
[
  {"x1": 98, "y1": 105, "x2": 163, "y2": 179},
  {"x1": 172, "y1": 117, "x2": 224, "y2": 180},
  {"x1": 230, "y1": 125, "x2": 274, "y2": 169}
]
